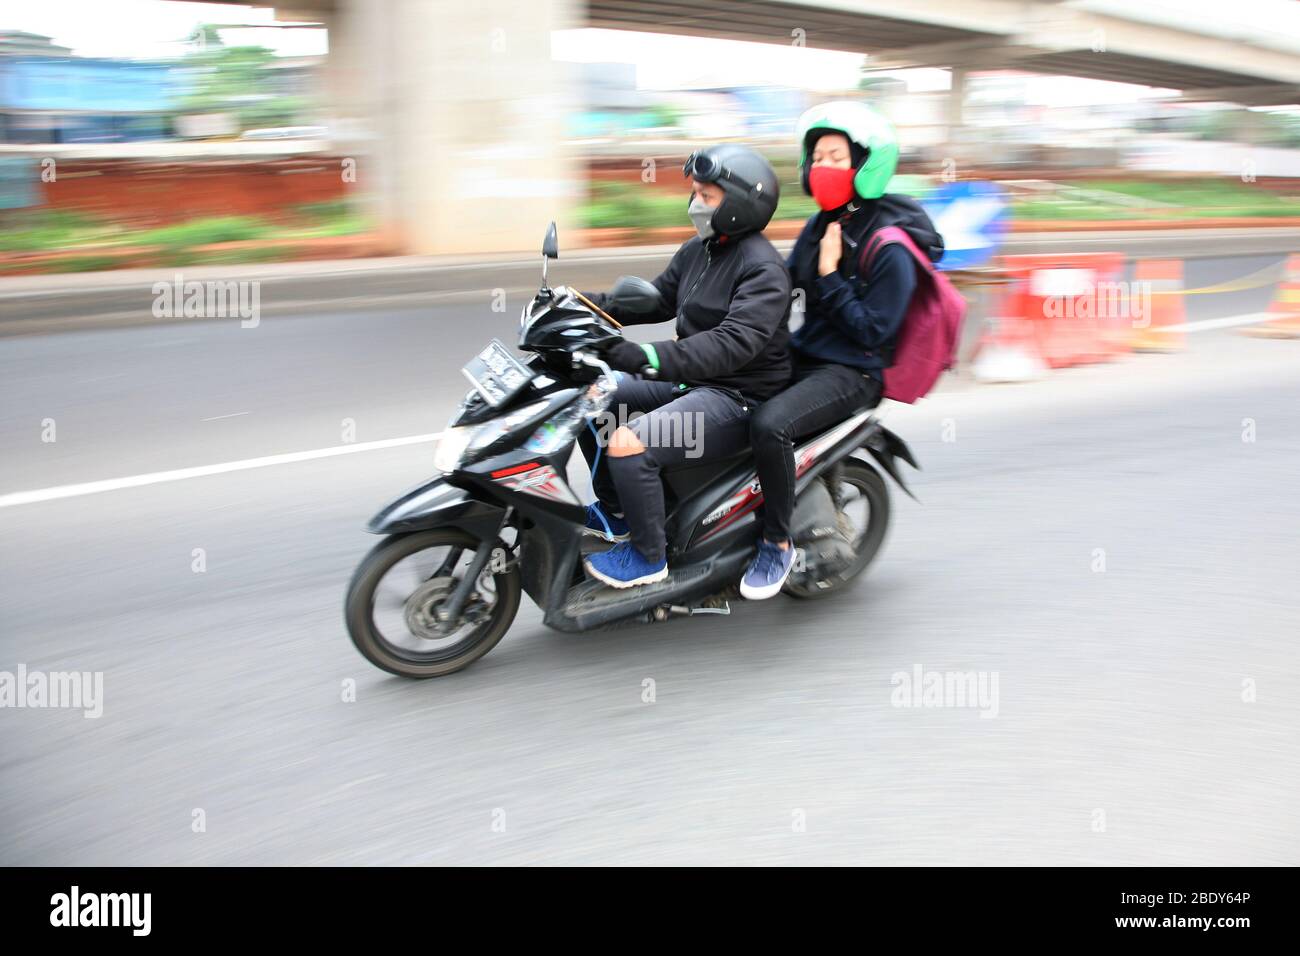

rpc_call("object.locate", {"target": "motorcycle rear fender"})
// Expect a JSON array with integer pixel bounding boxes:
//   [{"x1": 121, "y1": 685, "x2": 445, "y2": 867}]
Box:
[
  {"x1": 861, "y1": 424, "x2": 919, "y2": 501},
  {"x1": 367, "y1": 476, "x2": 507, "y2": 537},
  {"x1": 792, "y1": 412, "x2": 904, "y2": 498}
]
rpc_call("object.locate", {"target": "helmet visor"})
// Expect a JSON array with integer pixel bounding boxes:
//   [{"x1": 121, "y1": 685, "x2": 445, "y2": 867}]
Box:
[
  {"x1": 683, "y1": 151, "x2": 717, "y2": 181},
  {"x1": 683, "y1": 151, "x2": 752, "y2": 191}
]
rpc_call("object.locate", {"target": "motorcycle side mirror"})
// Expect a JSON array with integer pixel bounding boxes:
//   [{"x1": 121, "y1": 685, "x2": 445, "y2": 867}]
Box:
[
  {"x1": 607, "y1": 275, "x2": 662, "y2": 315},
  {"x1": 539, "y1": 221, "x2": 558, "y2": 291}
]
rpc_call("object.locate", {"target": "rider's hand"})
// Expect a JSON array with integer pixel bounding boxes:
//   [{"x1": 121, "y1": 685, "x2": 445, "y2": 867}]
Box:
[
  {"x1": 819, "y1": 221, "x2": 842, "y2": 276},
  {"x1": 605, "y1": 340, "x2": 650, "y2": 374}
]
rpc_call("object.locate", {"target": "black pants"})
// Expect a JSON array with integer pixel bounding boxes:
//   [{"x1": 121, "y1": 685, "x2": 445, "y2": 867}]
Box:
[
  {"x1": 577, "y1": 376, "x2": 751, "y2": 561},
  {"x1": 750, "y1": 359, "x2": 881, "y2": 544}
]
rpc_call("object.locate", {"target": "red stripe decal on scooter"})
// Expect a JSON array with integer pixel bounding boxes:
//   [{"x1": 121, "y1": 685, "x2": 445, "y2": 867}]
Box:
[
  {"x1": 491, "y1": 462, "x2": 541, "y2": 478},
  {"x1": 699, "y1": 496, "x2": 764, "y2": 541}
]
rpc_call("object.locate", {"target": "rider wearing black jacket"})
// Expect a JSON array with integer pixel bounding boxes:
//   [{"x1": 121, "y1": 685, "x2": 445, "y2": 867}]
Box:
[
  {"x1": 593, "y1": 229, "x2": 792, "y2": 404},
  {"x1": 577, "y1": 144, "x2": 792, "y2": 589}
]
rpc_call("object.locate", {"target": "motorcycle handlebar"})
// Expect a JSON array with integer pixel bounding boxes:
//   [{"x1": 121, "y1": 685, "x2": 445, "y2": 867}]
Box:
[{"x1": 572, "y1": 350, "x2": 619, "y2": 392}]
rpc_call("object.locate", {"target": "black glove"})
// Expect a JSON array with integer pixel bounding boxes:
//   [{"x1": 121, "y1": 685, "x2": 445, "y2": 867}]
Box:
[{"x1": 605, "y1": 340, "x2": 653, "y2": 374}]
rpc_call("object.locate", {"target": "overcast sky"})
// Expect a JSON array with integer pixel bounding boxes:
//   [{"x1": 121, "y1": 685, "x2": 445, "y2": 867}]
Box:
[{"x1": 1, "y1": 0, "x2": 1293, "y2": 106}]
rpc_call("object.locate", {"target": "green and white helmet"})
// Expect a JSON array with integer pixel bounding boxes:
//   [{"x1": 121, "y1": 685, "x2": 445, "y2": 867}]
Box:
[{"x1": 796, "y1": 100, "x2": 899, "y2": 201}]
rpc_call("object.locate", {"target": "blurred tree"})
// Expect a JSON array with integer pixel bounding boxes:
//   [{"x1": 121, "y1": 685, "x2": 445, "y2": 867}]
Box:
[
  {"x1": 857, "y1": 74, "x2": 904, "y2": 98},
  {"x1": 185, "y1": 24, "x2": 225, "y2": 52},
  {"x1": 1185, "y1": 107, "x2": 1300, "y2": 148},
  {"x1": 646, "y1": 104, "x2": 683, "y2": 130},
  {"x1": 1259, "y1": 111, "x2": 1300, "y2": 148},
  {"x1": 179, "y1": 30, "x2": 309, "y2": 133}
]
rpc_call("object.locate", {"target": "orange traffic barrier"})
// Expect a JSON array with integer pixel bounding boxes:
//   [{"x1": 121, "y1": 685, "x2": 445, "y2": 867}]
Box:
[
  {"x1": 975, "y1": 254, "x2": 1129, "y2": 379},
  {"x1": 1130, "y1": 259, "x2": 1186, "y2": 352},
  {"x1": 971, "y1": 304, "x2": 1048, "y2": 383},
  {"x1": 1240, "y1": 253, "x2": 1300, "y2": 339}
]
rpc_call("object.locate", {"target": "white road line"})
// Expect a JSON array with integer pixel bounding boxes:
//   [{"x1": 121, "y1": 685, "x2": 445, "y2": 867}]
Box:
[
  {"x1": 0, "y1": 432, "x2": 444, "y2": 509},
  {"x1": 200, "y1": 412, "x2": 250, "y2": 421},
  {"x1": 0, "y1": 309, "x2": 1282, "y2": 511},
  {"x1": 1151, "y1": 312, "x2": 1277, "y2": 334}
]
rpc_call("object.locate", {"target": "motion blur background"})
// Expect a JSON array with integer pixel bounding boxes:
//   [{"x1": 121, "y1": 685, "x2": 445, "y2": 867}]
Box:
[
  {"x1": 0, "y1": 0, "x2": 1297, "y2": 866},
  {"x1": 2, "y1": 0, "x2": 1300, "y2": 259}
]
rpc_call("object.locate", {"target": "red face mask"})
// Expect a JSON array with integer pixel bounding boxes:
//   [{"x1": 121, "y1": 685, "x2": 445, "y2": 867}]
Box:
[{"x1": 809, "y1": 165, "x2": 857, "y2": 211}]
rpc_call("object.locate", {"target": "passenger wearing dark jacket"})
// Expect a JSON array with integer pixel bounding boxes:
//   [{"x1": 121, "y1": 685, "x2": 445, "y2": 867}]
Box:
[
  {"x1": 577, "y1": 144, "x2": 792, "y2": 589},
  {"x1": 740, "y1": 101, "x2": 944, "y2": 601}
]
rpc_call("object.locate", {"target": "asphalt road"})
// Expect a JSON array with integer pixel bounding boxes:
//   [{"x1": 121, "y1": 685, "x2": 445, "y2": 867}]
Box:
[{"x1": 1, "y1": 264, "x2": 1297, "y2": 865}]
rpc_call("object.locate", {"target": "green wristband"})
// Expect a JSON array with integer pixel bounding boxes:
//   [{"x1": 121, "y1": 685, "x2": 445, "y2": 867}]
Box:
[{"x1": 639, "y1": 342, "x2": 661, "y2": 370}]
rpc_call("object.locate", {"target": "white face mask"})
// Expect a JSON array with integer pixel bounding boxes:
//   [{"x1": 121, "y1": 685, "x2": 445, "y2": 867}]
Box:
[{"x1": 688, "y1": 195, "x2": 716, "y2": 240}]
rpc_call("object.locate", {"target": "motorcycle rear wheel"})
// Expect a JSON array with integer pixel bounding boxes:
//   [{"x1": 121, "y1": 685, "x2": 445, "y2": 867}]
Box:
[{"x1": 782, "y1": 459, "x2": 890, "y2": 600}]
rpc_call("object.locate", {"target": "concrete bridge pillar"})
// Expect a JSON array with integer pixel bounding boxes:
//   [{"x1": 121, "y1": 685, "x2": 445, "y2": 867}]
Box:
[{"x1": 324, "y1": 0, "x2": 579, "y2": 255}]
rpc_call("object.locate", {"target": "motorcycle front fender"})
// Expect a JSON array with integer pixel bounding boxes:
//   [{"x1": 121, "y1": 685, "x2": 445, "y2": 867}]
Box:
[{"x1": 366, "y1": 476, "x2": 506, "y2": 537}]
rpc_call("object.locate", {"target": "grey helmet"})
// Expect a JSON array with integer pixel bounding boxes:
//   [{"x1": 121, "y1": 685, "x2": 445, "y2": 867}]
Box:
[{"x1": 682, "y1": 144, "x2": 780, "y2": 237}]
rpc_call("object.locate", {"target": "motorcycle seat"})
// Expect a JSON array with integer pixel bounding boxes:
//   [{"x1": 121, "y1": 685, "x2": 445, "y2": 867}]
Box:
[{"x1": 660, "y1": 407, "x2": 874, "y2": 479}]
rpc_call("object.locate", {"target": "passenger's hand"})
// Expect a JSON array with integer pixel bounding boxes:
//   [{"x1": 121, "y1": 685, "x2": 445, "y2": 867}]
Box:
[{"x1": 819, "y1": 221, "x2": 842, "y2": 276}]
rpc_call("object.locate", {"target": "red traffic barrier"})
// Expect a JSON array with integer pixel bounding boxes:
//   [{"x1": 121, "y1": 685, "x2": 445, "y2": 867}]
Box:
[{"x1": 973, "y1": 253, "x2": 1129, "y2": 382}]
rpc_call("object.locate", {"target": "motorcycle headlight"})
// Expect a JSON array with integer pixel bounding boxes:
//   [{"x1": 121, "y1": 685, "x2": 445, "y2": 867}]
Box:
[{"x1": 433, "y1": 426, "x2": 474, "y2": 473}]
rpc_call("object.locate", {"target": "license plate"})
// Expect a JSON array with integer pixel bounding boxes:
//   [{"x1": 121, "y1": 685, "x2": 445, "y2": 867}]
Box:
[{"x1": 460, "y1": 339, "x2": 533, "y2": 407}]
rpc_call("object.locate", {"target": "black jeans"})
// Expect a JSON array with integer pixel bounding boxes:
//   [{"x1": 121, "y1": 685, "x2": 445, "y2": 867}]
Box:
[
  {"x1": 749, "y1": 359, "x2": 881, "y2": 544},
  {"x1": 577, "y1": 376, "x2": 751, "y2": 561}
]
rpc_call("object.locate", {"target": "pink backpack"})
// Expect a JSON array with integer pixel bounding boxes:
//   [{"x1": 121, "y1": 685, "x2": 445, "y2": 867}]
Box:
[{"x1": 860, "y1": 225, "x2": 966, "y2": 404}]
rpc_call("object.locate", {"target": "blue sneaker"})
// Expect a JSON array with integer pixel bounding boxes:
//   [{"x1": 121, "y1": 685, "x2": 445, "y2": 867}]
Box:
[
  {"x1": 584, "y1": 502, "x2": 629, "y2": 541},
  {"x1": 583, "y1": 542, "x2": 668, "y2": 589},
  {"x1": 739, "y1": 539, "x2": 795, "y2": 600}
]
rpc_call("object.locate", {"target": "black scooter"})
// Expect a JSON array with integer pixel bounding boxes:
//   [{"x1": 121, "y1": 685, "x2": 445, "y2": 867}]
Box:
[{"x1": 345, "y1": 224, "x2": 918, "y2": 678}]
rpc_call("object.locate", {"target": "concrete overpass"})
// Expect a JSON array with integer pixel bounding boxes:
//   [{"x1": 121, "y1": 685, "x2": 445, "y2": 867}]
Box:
[
  {"x1": 195, "y1": 0, "x2": 1300, "y2": 253},
  {"x1": 582, "y1": 0, "x2": 1300, "y2": 106}
]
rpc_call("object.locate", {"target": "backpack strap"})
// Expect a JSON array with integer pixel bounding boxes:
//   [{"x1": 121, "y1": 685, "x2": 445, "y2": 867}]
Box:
[
  {"x1": 845, "y1": 225, "x2": 912, "y2": 367},
  {"x1": 857, "y1": 225, "x2": 909, "y2": 279}
]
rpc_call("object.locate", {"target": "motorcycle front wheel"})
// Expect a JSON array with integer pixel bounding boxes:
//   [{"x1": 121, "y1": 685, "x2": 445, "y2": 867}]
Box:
[{"x1": 345, "y1": 529, "x2": 521, "y2": 678}]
